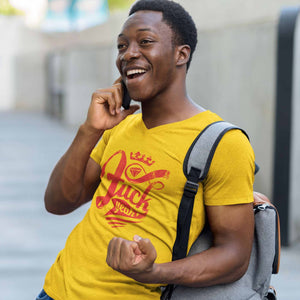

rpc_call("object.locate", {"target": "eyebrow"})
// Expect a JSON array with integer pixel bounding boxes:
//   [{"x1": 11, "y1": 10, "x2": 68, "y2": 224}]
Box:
[
  {"x1": 138, "y1": 28, "x2": 153, "y2": 32},
  {"x1": 118, "y1": 28, "x2": 155, "y2": 38}
]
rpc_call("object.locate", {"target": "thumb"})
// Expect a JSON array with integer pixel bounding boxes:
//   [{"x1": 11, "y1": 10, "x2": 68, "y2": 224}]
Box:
[
  {"x1": 122, "y1": 105, "x2": 140, "y2": 117},
  {"x1": 133, "y1": 235, "x2": 157, "y2": 260}
]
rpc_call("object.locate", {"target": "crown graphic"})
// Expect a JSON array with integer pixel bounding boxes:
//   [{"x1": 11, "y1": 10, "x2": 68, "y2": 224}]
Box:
[{"x1": 130, "y1": 152, "x2": 155, "y2": 166}]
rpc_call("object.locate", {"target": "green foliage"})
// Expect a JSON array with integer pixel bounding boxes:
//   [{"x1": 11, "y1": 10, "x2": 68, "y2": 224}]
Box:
[
  {"x1": 107, "y1": 0, "x2": 135, "y2": 11},
  {"x1": 0, "y1": 0, "x2": 23, "y2": 15}
]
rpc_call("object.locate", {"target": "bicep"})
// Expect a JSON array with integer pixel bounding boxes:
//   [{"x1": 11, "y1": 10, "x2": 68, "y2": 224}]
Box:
[
  {"x1": 206, "y1": 203, "x2": 254, "y2": 266},
  {"x1": 81, "y1": 157, "x2": 101, "y2": 204},
  {"x1": 150, "y1": 203, "x2": 255, "y2": 287}
]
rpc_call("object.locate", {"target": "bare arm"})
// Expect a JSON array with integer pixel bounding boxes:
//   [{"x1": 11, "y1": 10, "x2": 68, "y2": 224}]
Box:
[
  {"x1": 44, "y1": 126, "x2": 102, "y2": 215},
  {"x1": 44, "y1": 81, "x2": 139, "y2": 215},
  {"x1": 106, "y1": 202, "x2": 254, "y2": 287}
]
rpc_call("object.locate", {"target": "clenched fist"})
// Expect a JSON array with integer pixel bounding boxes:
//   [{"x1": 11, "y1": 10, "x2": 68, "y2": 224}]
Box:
[{"x1": 106, "y1": 235, "x2": 158, "y2": 283}]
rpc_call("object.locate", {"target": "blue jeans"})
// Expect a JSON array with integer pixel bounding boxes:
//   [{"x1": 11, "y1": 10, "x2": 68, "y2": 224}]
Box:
[{"x1": 36, "y1": 289, "x2": 54, "y2": 300}]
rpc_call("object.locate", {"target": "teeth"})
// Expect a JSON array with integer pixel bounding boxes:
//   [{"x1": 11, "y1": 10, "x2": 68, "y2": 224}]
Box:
[{"x1": 127, "y1": 69, "x2": 146, "y2": 76}]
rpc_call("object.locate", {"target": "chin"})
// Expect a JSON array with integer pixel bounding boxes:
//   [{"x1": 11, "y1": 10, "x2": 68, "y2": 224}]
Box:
[
  {"x1": 127, "y1": 81, "x2": 156, "y2": 102},
  {"x1": 129, "y1": 92, "x2": 150, "y2": 103}
]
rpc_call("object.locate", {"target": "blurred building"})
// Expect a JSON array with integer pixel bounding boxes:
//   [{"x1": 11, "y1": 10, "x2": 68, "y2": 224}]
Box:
[{"x1": 1, "y1": 0, "x2": 300, "y2": 244}]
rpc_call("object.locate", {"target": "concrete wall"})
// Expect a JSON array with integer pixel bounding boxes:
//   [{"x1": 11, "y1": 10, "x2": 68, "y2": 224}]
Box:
[
  {"x1": 179, "y1": 0, "x2": 300, "y2": 30},
  {"x1": 51, "y1": 21, "x2": 277, "y2": 195},
  {"x1": 0, "y1": 16, "x2": 54, "y2": 111},
  {"x1": 13, "y1": 52, "x2": 47, "y2": 111},
  {"x1": 0, "y1": 17, "x2": 24, "y2": 110},
  {"x1": 2, "y1": 0, "x2": 300, "y2": 200},
  {"x1": 63, "y1": 46, "x2": 115, "y2": 125},
  {"x1": 0, "y1": 11, "x2": 125, "y2": 111},
  {"x1": 187, "y1": 21, "x2": 277, "y2": 196},
  {"x1": 290, "y1": 15, "x2": 300, "y2": 243}
]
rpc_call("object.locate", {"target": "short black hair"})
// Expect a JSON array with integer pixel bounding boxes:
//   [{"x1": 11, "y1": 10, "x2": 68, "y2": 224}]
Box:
[{"x1": 129, "y1": 0, "x2": 197, "y2": 70}]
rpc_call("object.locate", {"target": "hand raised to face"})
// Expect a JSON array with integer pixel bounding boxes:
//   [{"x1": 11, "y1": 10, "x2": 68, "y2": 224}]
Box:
[{"x1": 84, "y1": 78, "x2": 139, "y2": 132}]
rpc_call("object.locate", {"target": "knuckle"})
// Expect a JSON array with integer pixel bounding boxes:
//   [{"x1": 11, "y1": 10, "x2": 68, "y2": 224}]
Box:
[
  {"x1": 120, "y1": 239, "x2": 128, "y2": 250},
  {"x1": 91, "y1": 92, "x2": 98, "y2": 99},
  {"x1": 111, "y1": 237, "x2": 119, "y2": 244},
  {"x1": 93, "y1": 89, "x2": 103, "y2": 96}
]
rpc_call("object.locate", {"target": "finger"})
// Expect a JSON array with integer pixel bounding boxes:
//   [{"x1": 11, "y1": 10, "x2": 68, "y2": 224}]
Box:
[
  {"x1": 107, "y1": 237, "x2": 120, "y2": 269},
  {"x1": 93, "y1": 85, "x2": 122, "y2": 115},
  {"x1": 113, "y1": 76, "x2": 122, "y2": 85},
  {"x1": 93, "y1": 91, "x2": 117, "y2": 116},
  {"x1": 133, "y1": 235, "x2": 142, "y2": 243},
  {"x1": 106, "y1": 238, "x2": 115, "y2": 267},
  {"x1": 134, "y1": 236, "x2": 157, "y2": 262},
  {"x1": 112, "y1": 83, "x2": 123, "y2": 113},
  {"x1": 132, "y1": 242, "x2": 142, "y2": 256},
  {"x1": 105, "y1": 85, "x2": 123, "y2": 115},
  {"x1": 119, "y1": 240, "x2": 136, "y2": 270},
  {"x1": 121, "y1": 105, "x2": 140, "y2": 118}
]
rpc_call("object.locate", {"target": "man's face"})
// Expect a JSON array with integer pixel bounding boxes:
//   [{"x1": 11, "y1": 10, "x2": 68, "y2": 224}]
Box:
[{"x1": 116, "y1": 10, "x2": 178, "y2": 102}]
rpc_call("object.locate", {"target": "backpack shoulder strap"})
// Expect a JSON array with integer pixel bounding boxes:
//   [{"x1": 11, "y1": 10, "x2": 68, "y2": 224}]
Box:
[
  {"x1": 172, "y1": 121, "x2": 246, "y2": 261},
  {"x1": 164, "y1": 192, "x2": 281, "y2": 300},
  {"x1": 162, "y1": 121, "x2": 247, "y2": 299},
  {"x1": 183, "y1": 121, "x2": 248, "y2": 180}
]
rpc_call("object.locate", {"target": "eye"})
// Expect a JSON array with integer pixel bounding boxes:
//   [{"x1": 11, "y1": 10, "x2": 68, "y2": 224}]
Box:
[
  {"x1": 117, "y1": 43, "x2": 127, "y2": 50},
  {"x1": 140, "y1": 39, "x2": 153, "y2": 46}
]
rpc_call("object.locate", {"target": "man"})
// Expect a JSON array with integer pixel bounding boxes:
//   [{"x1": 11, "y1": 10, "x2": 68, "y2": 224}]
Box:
[{"x1": 38, "y1": 0, "x2": 255, "y2": 299}]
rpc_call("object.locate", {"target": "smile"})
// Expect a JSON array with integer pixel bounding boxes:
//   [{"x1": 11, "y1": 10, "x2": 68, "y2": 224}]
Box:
[{"x1": 126, "y1": 69, "x2": 147, "y2": 79}]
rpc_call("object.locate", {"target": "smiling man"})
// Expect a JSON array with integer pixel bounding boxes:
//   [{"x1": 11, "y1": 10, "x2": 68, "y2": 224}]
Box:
[{"x1": 38, "y1": 1, "x2": 255, "y2": 299}]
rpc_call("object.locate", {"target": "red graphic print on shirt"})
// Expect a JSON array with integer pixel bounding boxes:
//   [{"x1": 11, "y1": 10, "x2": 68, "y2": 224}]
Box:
[{"x1": 96, "y1": 150, "x2": 170, "y2": 228}]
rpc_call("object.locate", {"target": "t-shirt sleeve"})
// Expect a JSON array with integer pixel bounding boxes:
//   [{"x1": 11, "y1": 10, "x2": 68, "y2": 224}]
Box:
[
  {"x1": 90, "y1": 130, "x2": 111, "y2": 165},
  {"x1": 89, "y1": 115, "x2": 135, "y2": 165},
  {"x1": 203, "y1": 129, "x2": 255, "y2": 206}
]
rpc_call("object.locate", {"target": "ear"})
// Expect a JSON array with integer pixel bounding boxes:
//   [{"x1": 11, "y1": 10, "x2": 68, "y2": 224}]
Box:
[{"x1": 176, "y1": 45, "x2": 191, "y2": 67}]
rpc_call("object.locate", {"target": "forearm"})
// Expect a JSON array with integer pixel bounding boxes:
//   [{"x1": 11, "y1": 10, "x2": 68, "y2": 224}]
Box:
[
  {"x1": 134, "y1": 244, "x2": 249, "y2": 287},
  {"x1": 44, "y1": 124, "x2": 103, "y2": 214},
  {"x1": 140, "y1": 207, "x2": 254, "y2": 287},
  {"x1": 107, "y1": 205, "x2": 253, "y2": 287},
  {"x1": 151, "y1": 245, "x2": 249, "y2": 287}
]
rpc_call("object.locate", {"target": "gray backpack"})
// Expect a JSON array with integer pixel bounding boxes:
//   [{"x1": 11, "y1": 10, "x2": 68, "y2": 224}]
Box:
[{"x1": 161, "y1": 121, "x2": 280, "y2": 300}]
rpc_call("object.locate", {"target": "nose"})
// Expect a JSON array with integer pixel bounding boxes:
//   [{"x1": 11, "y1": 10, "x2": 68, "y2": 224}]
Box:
[{"x1": 120, "y1": 43, "x2": 140, "y2": 62}]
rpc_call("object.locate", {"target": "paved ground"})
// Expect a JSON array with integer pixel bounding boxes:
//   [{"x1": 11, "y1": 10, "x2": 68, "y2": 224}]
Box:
[{"x1": 0, "y1": 111, "x2": 299, "y2": 300}]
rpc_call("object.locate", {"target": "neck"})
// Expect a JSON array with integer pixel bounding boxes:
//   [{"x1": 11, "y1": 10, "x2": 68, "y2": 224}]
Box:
[{"x1": 141, "y1": 80, "x2": 205, "y2": 129}]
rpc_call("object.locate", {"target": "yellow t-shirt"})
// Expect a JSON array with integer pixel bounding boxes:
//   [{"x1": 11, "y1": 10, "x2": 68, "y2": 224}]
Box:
[{"x1": 44, "y1": 111, "x2": 255, "y2": 300}]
